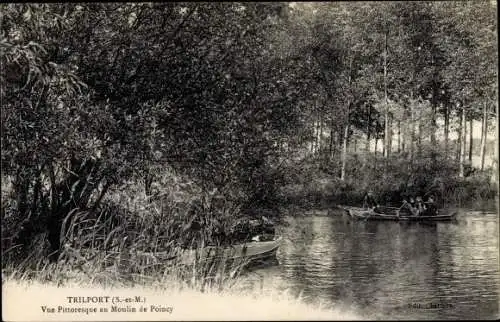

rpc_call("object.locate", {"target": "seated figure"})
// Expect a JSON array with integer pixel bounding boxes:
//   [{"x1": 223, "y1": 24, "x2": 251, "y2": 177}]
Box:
[
  {"x1": 363, "y1": 190, "x2": 379, "y2": 211},
  {"x1": 424, "y1": 196, "x2": 438, "y2": 216},
  {"x1": 400, "y1": 198, "x2": 418, "y2": 216}
]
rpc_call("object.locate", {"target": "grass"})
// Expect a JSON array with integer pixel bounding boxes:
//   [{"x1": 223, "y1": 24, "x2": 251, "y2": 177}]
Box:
[
  {"x1": 2, "y1": 173, "x2": 270, "y2": 289},
  {"x1": 1, "y1": 174, "x2": 363, "y2": 321},
  {"x1": 3, "y1": 172, "x2": 364, "y2": 321}
]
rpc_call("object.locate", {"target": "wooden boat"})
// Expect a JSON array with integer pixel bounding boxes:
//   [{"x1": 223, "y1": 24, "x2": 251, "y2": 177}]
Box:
[
  {"x1": 135, "y1": 236, "x2": 283, "y2": 268},
  {"x1": 342, "y1": 206, "x2": 458, "y2": 222},
  {"x1": 178, "y1": 236, "x2": 283, "y2": 266}
]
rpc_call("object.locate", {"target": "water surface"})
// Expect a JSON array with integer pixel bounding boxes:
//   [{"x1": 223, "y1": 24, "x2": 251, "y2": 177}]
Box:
[{"x1": 245, "y1": 209, "x2": 499, "y2": 320}]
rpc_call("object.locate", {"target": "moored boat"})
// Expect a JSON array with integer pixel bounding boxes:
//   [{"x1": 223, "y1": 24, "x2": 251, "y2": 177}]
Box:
[
  {"x1": 135, "y1": 236, "x2": 283, "y2": 268},
  {"x1": 342, "y1": 206, "x2": 458, "y2": 222},
  {"x1": 178, "y1": 236, "x2": 283, "y2": 266}
]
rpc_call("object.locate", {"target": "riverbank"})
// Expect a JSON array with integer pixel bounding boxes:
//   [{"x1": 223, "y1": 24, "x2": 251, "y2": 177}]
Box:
[
  {"x1": 2, "y1": 278, "x2": 362, "y2": 321},
  {"x1": 278, "y1": 152, "x2": 498, "y2": 211},
  {"x1": 280, "y1": 193, "x2": 499, "y2": 215}
]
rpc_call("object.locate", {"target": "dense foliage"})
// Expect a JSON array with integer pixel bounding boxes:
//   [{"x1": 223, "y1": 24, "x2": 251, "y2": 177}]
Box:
[{"x1": 1, "y1": 2, "x2": 497, "y2": 285}]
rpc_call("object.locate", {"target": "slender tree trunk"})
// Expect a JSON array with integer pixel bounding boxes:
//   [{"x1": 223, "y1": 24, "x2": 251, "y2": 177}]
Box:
[
  {"x1": 310, "y1": 120, "x2": 315, "y2": 153},
  {"x1": 459, "y1": 108, "x2": 466, "y2": 177},
  {"x1": 383, "y1": 31, "x2": 390, "y2": 158},
  {"x1": 318, "y1": 118, "x2": 324, "y2": 154},
  {"x1": 315, "y1": 119, "x2": 319, "y2": 154},
  {"x1": 389, "y1": 115, "x2": 393, "y2": 155},
  {"x1": 402, "y1": 110, "x2": 407, "y2": 153},
  {"x1": 387, "y1": 115, "x2": 391, "y2": 155},
  {"x1": 480, "y1": 102, "x2": 488, "y2": 170},
  {"x1": 409, "y1": 97, "x2": 415, "y2": 163},
  {"x1": 341, "y1": 56, "x2": 353, "y2": 180},
  {"x1": 313, "y1": 116, "x2": 318, "y2": 154},
  {"x1": 397, "y1": 120, "x2": 401, "y2": 153},
  {"x1": 336, "y1": 131, "x2": 341, "y2": 159},
  {"x1": 329, "y1": 127, "x2": 334, "y2": 159},
  {"x1": 401, "y1": 128, "x2": 406, "y2": 153},
  {"x1": 382, "y1": 136, "x2": 386, "y2": 157},
  {"x1": 444, "y1": 104, "x2": 450, "y2": 158},
  {"x1": 313, "y1": 119, "x2": 320, "y2": 154},
  {"x1": 429, "y1": 85, "x2": 438, "y2": 163},
  {"x1": 468, "y1": 118, "x2": 473, "y2": 162},
  {"x1": 456, "y1": 112, "x2": 462, "y2": 162},
  {"x1": 494, "y1": 102, "x2": 499, "y2": 183},
  {"x1": 366, "y1": 104, "x2": 371, "y2": 153},
  {"x1": 341, "y1": 123, "x2": 349, "y2": 181},
  {"x1": 431, "y1": 93, "x2": 437, "y2": 146},
  {"x1": 417, "y1": 118, "x2": 422, "y2": 156},
  {"x1": 374, "y1": 137, "x2": 378, "y2": 156}
]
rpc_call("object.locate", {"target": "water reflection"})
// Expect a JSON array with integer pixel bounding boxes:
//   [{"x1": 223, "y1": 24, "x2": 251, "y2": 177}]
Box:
[{"x1": 272, "y1": 211, "x2": 499, "y2": 320}]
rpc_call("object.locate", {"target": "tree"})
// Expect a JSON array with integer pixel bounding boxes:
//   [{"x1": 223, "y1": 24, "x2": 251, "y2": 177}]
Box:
[{"x1": 1, "y1": 2, "x2": 306, "y2": 260}]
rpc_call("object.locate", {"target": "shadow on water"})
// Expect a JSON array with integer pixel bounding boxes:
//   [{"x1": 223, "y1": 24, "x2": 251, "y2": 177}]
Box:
[{"x1": 272, "y1": 211, "x2": 499, "y2": 320}]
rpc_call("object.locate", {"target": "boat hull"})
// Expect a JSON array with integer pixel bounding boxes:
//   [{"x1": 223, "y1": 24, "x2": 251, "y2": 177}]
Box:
[
  {"x1": 179, "y1": 237, "x2": 282, "y2": 266},
  {"x1": 342, "y1": 206, "x2": 458, "y2": 222},
  {"x1": 136, "y1": 237, "x2": 283, "y2": 268}
]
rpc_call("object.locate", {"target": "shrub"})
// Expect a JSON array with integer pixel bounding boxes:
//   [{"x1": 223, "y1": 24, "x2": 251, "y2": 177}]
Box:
[{"x1": 279, "y1": 148, "x2": 497, "y2": 209}]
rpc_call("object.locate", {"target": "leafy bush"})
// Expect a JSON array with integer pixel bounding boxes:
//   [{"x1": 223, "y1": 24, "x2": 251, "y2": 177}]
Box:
[
  {"x1": 280, "y1": 148, "x2": 497, "y2": 209},
  {"x1": 2, "y1": 170, "x2": 263, "y2": 292}
]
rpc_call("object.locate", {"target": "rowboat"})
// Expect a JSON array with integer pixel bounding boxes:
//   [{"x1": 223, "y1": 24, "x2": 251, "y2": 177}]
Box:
[
  {"x1": 342, "y1": 206, "x2": 458, "y2": 222},
  {"x1": 178, "y1": 236, "x2": 283, "y2": 266},
  {"x1": 135, "y1": 236, "x2": 283, "y2": 268}
]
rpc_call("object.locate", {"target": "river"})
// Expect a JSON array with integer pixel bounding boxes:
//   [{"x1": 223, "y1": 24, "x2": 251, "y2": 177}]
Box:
[{"x1": 242, "y1": 208, "x2": 499, "y2": 320}]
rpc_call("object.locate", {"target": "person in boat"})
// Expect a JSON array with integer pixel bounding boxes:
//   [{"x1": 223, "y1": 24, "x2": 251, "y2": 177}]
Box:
[
  {"x1": 400, "y1": 198, "x2": 415, "y2": 216},
  {"x1": 424, "y1": 195, "x2": 438, "y2": 216},
  {"x1": 400, "y1": 197, "x2": 419, "y2": 216},
  {"x1": 363, "y1": 190, "x2": 380, "y2": 212},
  {"x1": 408, "y1": 197, "x2": 417, "y2": 215},
  {"x1": 415, "y1": 196, "x2": 426, "y2": 216}
]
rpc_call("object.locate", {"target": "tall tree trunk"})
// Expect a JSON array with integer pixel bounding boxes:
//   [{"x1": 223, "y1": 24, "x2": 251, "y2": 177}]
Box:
[
  {"x1": 341, "y1": 56, "x2": 353, "y2": 180},
  {"x1": 402, "y1": 110, "x2": 407, "y2": 153},
  {"x1": 382, "y1": 136, "x2": 386, "y2": 157},
  {"x1": 430, "y1": 90, "x2": 437, "y2": 146},
  {"x1": 409, "y1": 97, "x2": 415, "y2": 163},
  {"x1": 456, "y1": 112, "x2": 462, "y2": 162},
  {"x1": 468, "y1": 118, "x2": 473, "y2": 162},
  {"x1": 397, "y1": 120, "x2": 401, "y2": 153},
  {"x1": 315, "y1": 119, "x2": 321, "y2": 154},
  {"x1": 341, "y1": 123, "x2": 349, "y2": 181},
  {"x1": 310, "y1": 120, "x2": 316, "y2": 153},
  {"x1": 374, "y1": 137, "x2": 378, "y2": 157},
  {"x1": 329, "y1": 127, "x2": 334, "y2": 159},
  {"x1": 480, "y1": 102, "x2": 488, "y2": 170},
  {"x1": 318, "y1": 118, "x2": 324, "y2": 154},
  {"x1": 313, "y1": 119, "x2": 320, "y2": 154},
  {"x1": 389, "y1": 115, "x2": 393, "y2": 154},
  {"x1": 383, "y1": 31, "x2": 390, "y2": 158},
  {"x1": 494, "y1": 101, "x2": 499, "y2": 183},
  {"x1": 459, "y1": 108, "x2": 466, "y2": 178},
  {"x1": 417, "y1": 118, "x2": 422, "y2": 156},
  {"x1": 337, "y1": 131, "x2": 342, "y2": 159},
  {"x1": 444, "y1": 104, "x2": 450, "y2": 158},
  {"x1": 366, "y1": 104, "x2": 371, "y2": 153}
]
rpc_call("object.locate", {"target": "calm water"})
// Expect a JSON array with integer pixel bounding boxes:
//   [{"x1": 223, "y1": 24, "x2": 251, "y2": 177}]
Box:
[{"x1": 245, "y1": 209, "x2": 499, "y2": 320}]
